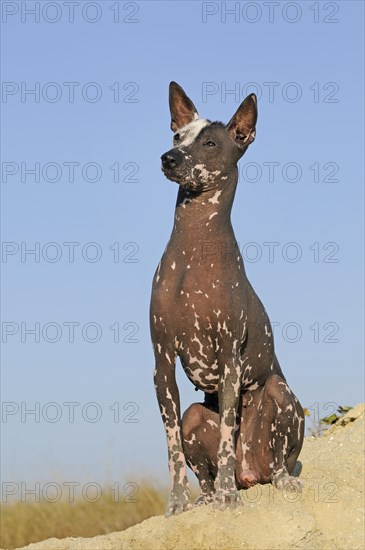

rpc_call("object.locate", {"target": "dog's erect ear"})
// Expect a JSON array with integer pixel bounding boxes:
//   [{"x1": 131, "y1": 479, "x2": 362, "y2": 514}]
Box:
[
  {"x1": 169, "y1": 81, "x2": 199, "y2": 132},
  {"x1": 226, "y1": 94, "x2": 258, "y2": 149}
]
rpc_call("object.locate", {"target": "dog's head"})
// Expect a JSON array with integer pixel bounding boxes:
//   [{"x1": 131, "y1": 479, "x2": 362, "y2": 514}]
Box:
[{"x1": 161, "y1": 82, "x2": 257, "y2": 193}]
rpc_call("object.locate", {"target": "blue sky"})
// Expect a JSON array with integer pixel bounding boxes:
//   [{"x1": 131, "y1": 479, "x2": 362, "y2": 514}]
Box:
[{"x1": 1, "y1": 0, "x2": 364, "y2": 497}]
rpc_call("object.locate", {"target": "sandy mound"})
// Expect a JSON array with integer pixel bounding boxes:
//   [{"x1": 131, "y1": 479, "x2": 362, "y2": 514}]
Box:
[{"x1": 13, "y1": 404, "x2": 365, "y2": 550}]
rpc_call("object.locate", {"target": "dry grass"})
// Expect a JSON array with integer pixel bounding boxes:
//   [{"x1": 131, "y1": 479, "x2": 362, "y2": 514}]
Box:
[{"x1": 0, "y1": 482, "x2": 168, "y2": 550}]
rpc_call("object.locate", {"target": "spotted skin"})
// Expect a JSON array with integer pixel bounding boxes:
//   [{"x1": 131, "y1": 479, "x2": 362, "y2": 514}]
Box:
[
  {"x1": 150, "y1": 82, "x2": 304, "y2": 515},
  {"x1": 182, "y1": 374, "x2": 304, "y2": 503}
]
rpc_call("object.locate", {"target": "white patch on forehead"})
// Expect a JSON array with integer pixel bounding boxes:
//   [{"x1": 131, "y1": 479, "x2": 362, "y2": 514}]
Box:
[{"x1": 174, "y1": 118, "x2": 211, "y2": 147}]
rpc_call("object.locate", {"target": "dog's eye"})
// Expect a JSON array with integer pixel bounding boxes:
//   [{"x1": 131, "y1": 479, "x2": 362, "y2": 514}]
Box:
[
  {"x1": 205, "y1": 140, "x2": 216, "y2": 147},
  {"x1": 174, "y1": 133, "x2": 181, "y2": 142}
]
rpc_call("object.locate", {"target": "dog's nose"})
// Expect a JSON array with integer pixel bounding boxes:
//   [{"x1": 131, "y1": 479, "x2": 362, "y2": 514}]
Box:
[{"x1": 161, "y1": 153, "x2": 177, "y2": 170}]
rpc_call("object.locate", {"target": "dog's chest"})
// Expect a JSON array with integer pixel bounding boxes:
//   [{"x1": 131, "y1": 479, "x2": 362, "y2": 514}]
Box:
[
  {"x1": 152, "y1": 240, "x2": 246, "y2": 317},
  {"x1": 151, "y1": 244, "x2": 248, "y2": 390}
]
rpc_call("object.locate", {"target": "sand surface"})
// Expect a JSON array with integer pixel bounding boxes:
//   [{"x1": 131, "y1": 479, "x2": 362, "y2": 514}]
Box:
[{"x1": 12, "y1": 404, "x2": 365, "y2": 550}]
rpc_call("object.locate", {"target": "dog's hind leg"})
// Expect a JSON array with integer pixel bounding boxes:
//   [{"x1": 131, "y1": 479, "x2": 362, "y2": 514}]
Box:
[
  {"x1": 182, "y1": 400, "x2": 220, "y2": 505},
  {"x1": 236, "y1": 375, "x2": 305, "y2": 491}
]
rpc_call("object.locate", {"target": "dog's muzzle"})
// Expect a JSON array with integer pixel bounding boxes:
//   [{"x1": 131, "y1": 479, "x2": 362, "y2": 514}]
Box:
[
  {"x1": 161, "y1": 149, "x2": 203, "y2": 192},
  {"x1": 161, "y1": 149, "x2": 187, "y2": 185},
  {"x1": 161, "y1": 151, "x2": 181, "y2": 173}
]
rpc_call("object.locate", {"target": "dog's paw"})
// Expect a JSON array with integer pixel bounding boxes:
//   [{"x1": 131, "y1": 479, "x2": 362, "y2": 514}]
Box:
[
  {"x1": 165, "y1": 489, "x2": 192, "y2": 517},
  {"x1": 193, "y1": 493, "x2": 214, "y2": 507},
  {"x1": 165, "y1": 500, "x2": 192, "y2": 517},
  {"x1": 213, "y1": 489, "x2": 242, "y2": 511},
  {"x1": 273, "y1": 474, "x2": 303, "y2": 492}
]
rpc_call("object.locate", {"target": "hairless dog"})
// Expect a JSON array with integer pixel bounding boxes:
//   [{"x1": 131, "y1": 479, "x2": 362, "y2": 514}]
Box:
[{"x1": 150, "y1": 82, "x2": 304, "y2": 516}]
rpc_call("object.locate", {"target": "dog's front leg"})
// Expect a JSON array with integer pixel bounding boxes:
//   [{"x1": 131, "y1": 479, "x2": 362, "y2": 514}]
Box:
[
  {"x1": 154, "y1": 352, "x2": 191, "y2": 517},
  {"x1": 214, "y1": 357, "x2": 242, "y2": 509}
]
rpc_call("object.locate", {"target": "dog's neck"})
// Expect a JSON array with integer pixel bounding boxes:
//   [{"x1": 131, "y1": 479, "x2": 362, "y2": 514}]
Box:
[{"x1": 172, "y1": 167, "x2": 238, "y2": 238}]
